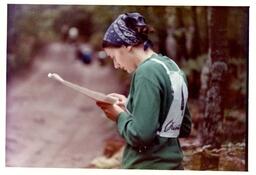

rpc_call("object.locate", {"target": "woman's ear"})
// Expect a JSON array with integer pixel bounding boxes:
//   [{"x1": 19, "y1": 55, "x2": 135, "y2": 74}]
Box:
[{"x1": 126, "y1": 46, "x2": 133, "y2": 52}]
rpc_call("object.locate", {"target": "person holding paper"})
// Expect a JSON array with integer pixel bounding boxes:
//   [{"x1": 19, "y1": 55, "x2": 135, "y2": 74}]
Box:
[{"x1": 96, "y1": 12, "x2": 192, "y2": 170}]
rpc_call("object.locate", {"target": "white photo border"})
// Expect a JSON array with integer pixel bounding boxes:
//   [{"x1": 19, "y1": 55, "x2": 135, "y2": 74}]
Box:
[{"x1": 1, "y1": 0, "x2": 255, "y2": 175}]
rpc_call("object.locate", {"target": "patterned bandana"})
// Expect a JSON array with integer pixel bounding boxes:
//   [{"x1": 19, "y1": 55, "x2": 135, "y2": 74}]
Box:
[{"x1": 103, "y1": 12, "x2": 149, "y2": 47}]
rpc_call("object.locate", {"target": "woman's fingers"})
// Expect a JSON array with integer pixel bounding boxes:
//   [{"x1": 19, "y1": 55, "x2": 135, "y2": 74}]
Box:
[
  {"x1": 96, "y1": 102, "x2": 125, "y2": 122},
  {"x1": 96, "y1": 101, "x2": 111, "y2": 108},
  {"x1": 96, "y1": 101, "x2": 112, "y2": 106},
  {"x1": 107, "y1": 93, "x2": 127, "y2": 109},
  {"x1": 108, "y1": 93, "x2": 126, "y2": 102}
]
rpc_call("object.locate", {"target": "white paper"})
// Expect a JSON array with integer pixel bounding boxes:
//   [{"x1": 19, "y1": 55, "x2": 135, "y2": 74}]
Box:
[{"x1": 48, "y1": 73, "x2": 117, "y2": 104}]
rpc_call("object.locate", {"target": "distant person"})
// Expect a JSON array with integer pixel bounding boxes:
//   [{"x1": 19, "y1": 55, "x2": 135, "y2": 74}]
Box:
[
  {"x1": 97, "y1": 50, "x2": 108, "y2": 66},
  {"x1": 96, "y1": 12, "x2": 192, "y2": 170},
  {"x1": 68, "y1": 27, "x2": 79, "y2": 43},
  {"x1": 75, "y1": 43, "x2": 93, "y2": 64}
]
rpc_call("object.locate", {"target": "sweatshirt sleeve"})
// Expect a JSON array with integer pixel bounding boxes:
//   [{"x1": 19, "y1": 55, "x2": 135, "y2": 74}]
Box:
[{"x1": 117, "y1": 77, "x2": 161, "y2": 148}]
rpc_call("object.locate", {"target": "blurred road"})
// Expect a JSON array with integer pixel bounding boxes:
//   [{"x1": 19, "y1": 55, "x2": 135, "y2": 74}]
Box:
[{"x1": 6, "y1": 43, "x2": 124, "y2": 168}]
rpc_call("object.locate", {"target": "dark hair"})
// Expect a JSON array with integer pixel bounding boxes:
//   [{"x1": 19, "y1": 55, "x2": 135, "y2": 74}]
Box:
[{"x1": 102, "y1": 40, "x2": 124, "y2": 48}]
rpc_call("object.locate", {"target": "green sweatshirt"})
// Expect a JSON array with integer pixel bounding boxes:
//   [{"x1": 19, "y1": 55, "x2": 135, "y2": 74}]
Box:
[{"x1": 117, "y1": 54, "x2": 191, "y2": 170}]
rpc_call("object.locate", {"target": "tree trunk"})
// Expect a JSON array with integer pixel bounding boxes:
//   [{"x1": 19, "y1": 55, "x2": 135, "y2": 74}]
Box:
[
  {"x1": 149, "y1": 7, "x2": 168, "y2": 56},
  {"x1": 201, "y1": 7, "x2": 209, "y2": 54},
  {"x1": 158, "y1": 24, "x2": 168, "y2": 56},
  {"x1": 200, "y1": 7, "x2": 229, "y2": 170},
  {"x1": 190, "y1": 6, "x2": 200, "y2": 59},
  {"x1": 173, "y1": 7, "x2": 188, "y2": 61}
]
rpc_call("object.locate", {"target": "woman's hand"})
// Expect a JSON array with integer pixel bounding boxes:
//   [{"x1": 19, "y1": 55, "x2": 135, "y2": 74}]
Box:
[
  {"x1": 108, "y1": 93, "x2": 127, "y2": 110},
  {"x1": 96, "y1": 101, "x2": 124, "y2": 122},
  {"x1": 96, "y1": 93, "x2": 127, "y2": 122}
]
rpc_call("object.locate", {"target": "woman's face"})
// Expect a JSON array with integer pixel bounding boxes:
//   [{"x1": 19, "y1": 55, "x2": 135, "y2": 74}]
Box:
[{"x1": 104, "y1": 46, "x2": 136, "y2": 73}]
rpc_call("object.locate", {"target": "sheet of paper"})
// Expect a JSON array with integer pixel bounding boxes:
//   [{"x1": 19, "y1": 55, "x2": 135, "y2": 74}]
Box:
[{"x1": 48, "y1": 73, "x2": 117, "y2": 104}]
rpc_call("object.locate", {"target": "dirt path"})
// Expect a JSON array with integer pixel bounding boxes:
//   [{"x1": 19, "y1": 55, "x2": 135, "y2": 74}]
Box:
[{"x1": 6, "y1": 43, "x2": 124, "y2": 168}]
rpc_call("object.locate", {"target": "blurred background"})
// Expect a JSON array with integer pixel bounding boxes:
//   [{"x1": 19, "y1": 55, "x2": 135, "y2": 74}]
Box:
[{"x1": 6, "y1": 5, "x2": 248, "y2": 170}]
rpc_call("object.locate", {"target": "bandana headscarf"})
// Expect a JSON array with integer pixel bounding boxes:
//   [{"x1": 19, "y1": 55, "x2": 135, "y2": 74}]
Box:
[{"x1": 103, "y1": 12, "x2": 152, "y2": 50}]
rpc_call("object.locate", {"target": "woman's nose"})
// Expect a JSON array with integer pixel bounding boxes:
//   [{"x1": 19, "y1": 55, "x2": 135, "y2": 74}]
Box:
[
  {"x1": 114, "y1": 63, "x2": 120, "y2": 69},
  {"x1": 113, "y1": 60, "x2": 120, "y2": 69}
]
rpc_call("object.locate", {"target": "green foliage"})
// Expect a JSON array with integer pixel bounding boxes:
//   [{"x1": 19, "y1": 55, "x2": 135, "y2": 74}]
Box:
[
  {"x1": 15, "y1": 6, "x2": 58, "y2": 42},
  {"x1": 7, "y1": 5, "x2": 59, "y2": 74},
  {"x1": 53, "y1": 6, "x2": 94, "y2": 41},
  {"x1": 227, "y1": 58, "x2": 247, "y2": 96},
  {"x1": 8, "y1": 5, "x2": 248, "y2": 71},
  {"x1": 180, "y1": 54, "x2": 246, "y2": 108},
  {"x1": 180, "y1": 54, "x2": 208, "y2": 76}
]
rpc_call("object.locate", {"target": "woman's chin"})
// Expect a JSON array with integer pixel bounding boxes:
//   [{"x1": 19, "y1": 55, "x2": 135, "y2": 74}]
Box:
[
  {"x1": 121, "y1": 67, "x2": 134, "y2": 74},
  {"x1": 125, "y1": 68, "x2": 132, "y2": 73}
]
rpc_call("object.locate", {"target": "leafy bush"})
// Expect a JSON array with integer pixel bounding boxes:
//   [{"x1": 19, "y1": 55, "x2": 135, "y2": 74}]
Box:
[{"x1": 7, "y1": 5, "x2": 59, "y2": 75}]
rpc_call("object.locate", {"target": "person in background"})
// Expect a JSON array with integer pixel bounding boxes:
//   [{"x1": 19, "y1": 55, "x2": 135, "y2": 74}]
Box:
[
  {"x1": 68, "y1": 26, "x2": 79, "y2": 43},
  {"x1": 75, "y1": 43, "x2": 93, "y2": 64},
  {"x1": 97, "y1": 50, "x2": 108, "y2": 66},
  {"x1": 96, "y1": 12, "x2": 192, "y2": 170}
]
